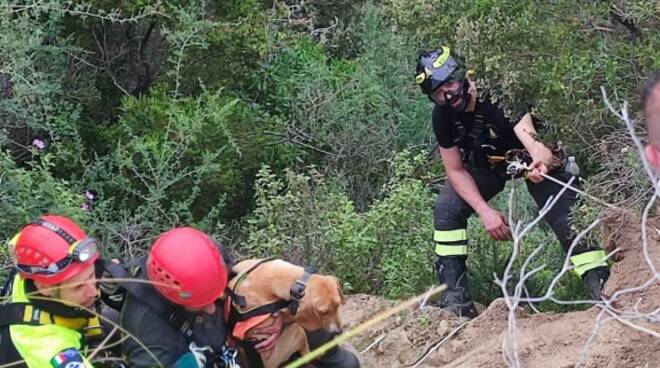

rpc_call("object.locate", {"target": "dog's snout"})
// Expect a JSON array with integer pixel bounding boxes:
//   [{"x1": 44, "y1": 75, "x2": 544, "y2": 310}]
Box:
[{"x1": 328, "y1": 323, "x2": 342, "y2": 334}]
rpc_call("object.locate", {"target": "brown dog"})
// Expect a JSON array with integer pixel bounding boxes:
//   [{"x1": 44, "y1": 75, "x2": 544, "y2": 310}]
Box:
[{"x1": 228, "y1": 259, "x2": 346, "y2": 368}]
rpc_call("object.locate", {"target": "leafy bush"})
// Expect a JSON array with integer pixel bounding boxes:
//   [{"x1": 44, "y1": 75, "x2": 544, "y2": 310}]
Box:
[
  {"x1": 0, "y1": 151, "x2": 85, "y2": 281},
  {"x1": 467, "y1": 182, "x2": 589, "y2": 311},
  {"x1": 241, "y1": 152, "x2": 435, "y2": 298},
  {"x1": 260, "y1": 4, "x2": 432, "y2": 208},
  {"x1": 77, "y1": 87, "x2": 291, "y2": 258},
  {"x1": 0, "y1": 2, "x2": 94, "y2": 162}
]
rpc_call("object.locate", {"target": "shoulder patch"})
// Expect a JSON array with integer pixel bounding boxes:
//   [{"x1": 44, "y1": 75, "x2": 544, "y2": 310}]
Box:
[{"x1": 50, "y1": 348, "x2": 84, "y2": 368}]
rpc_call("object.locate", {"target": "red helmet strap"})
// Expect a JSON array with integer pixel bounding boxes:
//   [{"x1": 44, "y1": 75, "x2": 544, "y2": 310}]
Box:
[{"x1": 15, "y1": 218, "x2": 97, "y2": 277}]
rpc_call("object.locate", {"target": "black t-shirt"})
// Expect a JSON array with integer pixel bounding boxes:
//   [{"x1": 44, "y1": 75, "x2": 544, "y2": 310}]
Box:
[{"x1": 432, "y1": 97, "x2": 525, "y2": 160}]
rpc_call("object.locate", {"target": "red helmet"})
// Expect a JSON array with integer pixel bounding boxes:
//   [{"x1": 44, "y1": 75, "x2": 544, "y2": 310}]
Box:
[
  {"x1": 147, "y1": 227, "x2": 228, "y2": 309},
  {"x1": 11, "y1": 215, "x2": 100, "y2": 285}
]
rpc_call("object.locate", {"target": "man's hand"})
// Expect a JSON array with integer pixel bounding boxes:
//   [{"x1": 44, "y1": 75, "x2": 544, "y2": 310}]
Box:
[
  {"x1": 527, "y1": 160, "x2": 549, "y2": 183},
  {"x1": 252, "y1": 312, "x2": 284, "y2": 357},
  {"x1": 477, "y1": 205, "x2": 511, "y2": 240}
]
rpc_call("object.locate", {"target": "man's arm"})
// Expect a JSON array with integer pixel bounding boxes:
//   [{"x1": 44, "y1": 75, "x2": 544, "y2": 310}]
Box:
[
  {"x1": 513, "y1": 113, "x2": 553, "y2": 183},
  {"x1": 439, "y1": 146, "x2": 511, "y2": 240},
  {"x1": 250, "y1": 312, "x2": 284, "y2": 357}
]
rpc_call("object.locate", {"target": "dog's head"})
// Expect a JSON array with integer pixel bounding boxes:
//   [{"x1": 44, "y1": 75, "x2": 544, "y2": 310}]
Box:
[{"x1": 296, "y1": 275, "x2": 345, "y2": 334}]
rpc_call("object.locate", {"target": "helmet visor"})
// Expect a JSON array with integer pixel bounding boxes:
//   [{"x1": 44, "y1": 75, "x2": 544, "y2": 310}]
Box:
[{"x1": 427, "y1": 57, "x2": 460, "y2": 90}]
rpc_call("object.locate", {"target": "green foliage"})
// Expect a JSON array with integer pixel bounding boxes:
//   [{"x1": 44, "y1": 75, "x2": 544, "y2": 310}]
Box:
[
  {"x1": 202, "y1": 0, "x2": 270, "y2": 93},
  {"x1": 242, "y1": 151, "x2": 435, "y2": 298},
  {"x1": 159, "y1": 0, "x2": 270, "y2": 97},
  {"x1": 0, "y1": 151, "x2": 84, "y2": 237},
  {"x1": 161, "y1": 0, "x2": 220, "y2": 98},
  {"x1": 261, "y1": 3, "x2": 431, "y2": 207},
  {"x1": 466, "y1": 183, "x2": 589, "y2": 311},
  {"x1": 0, "y1": 151, "x2": 85, "y2": 279},
  {"x1": 260, "y1": 0, "x2": 366, "y2": 58},
  {"x1": 0, "y1": 1, "x2": 93, "y2": 160},
  {"x1": 82, "y1": 87, "x2": 289, "y2": 250}
]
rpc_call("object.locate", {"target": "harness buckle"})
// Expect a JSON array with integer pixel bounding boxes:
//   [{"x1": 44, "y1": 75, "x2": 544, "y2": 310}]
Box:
[
  {"x1": 290, "y1": 279, "x2": 307, "y2": 300},
  {"x1": 219, "y1": 345, "x2": 241, "y2": 368},
  {"x1": 288, "y1": 270, "x2": 312, "y2": 315}
]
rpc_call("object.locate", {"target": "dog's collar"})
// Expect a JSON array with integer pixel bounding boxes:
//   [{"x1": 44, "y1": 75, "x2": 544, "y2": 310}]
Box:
[
  {"x1": 226, "y1": 260, "x2": 316, "y2": 329},
  {"x1": 289, "y1": 268, "x2": 313, "y2": 315}
]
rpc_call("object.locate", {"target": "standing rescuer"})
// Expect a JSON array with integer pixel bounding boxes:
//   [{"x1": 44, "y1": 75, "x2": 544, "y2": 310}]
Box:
[
  {"x1": 416, "y1": 46, "x2": 611, "y2": 317},
  {"x1": 0, "y1": 215, "x2": 109, "y2": 367}
]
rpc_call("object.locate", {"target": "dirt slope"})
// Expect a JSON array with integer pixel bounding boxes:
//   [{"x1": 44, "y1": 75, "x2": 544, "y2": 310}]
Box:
[{"x1": 341, "y1": 210, "x2": 660, "y2": 367}]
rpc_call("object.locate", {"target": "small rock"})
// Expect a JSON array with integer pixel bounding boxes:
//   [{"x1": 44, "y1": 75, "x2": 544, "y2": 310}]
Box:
[
  {"x1": 377, "y1": 332, "x2": 411, "y2": 356},
  {"x1": 437, "y1": 320, "x2": 449, "y2": 336},
  {"x1": 397, "y1": 348, "x2": 415, "y2": 364}
]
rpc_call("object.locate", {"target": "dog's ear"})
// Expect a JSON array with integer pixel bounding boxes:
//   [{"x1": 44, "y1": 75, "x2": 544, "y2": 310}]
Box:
[
  {"x1": 294, "y1": 298, "x2": 315, "y2": 329},
  {"x1": 295, "y1": 297, "x2": 324, "y2": 331},
  {"x1": 314, "y1": 297, "x2": 331, "y2": 315},
  {"x1": 332, "y1": 276, "x2": 346, "y2": 305}
]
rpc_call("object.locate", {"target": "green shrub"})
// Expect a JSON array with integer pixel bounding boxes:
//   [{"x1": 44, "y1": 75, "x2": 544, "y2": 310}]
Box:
[
  {"x1": 75, "y1": 87, "x2": 290, "y2": 259},
  {"x1": 241, "y1": 151, "x2": 435, "y2": 298},
  {"x1": 0, "y1": 2, "x2": 94, "y2": 161},
  {"x1": 260, "y1": 4, "x2": 432, "y2": 208},
  {"x1": 0, "y1": 151, "x2": 85, "y2": 281},
  {"x1": 467, "y1": 181, "x2": 589, "y2": 311}
]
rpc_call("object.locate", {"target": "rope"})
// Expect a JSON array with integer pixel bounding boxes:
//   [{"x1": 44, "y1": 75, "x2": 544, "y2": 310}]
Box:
[
  {"x1": 283, "y1": 284, "x2": 447, "y2": 368},
  {"x1": 508, "y1": 161, "x2": 617, "y2": 209}
]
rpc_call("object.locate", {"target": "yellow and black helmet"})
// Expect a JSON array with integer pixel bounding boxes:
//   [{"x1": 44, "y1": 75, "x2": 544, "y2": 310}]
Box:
[{"x1": 415, "y1": 46, "x2": 466, "y2": 98}]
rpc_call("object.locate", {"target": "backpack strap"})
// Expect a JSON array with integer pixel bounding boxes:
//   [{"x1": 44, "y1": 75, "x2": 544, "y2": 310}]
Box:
[
  {"x1": 103, "y1": 260, "x2": 195, "y2": 342},
  {"x1": 0, "y1": 302, "x2": 104, "y2": 342},
  {"x1": 1, "y1": 268, "x2": 17, "y2": 297},
  {"x1": 456, "y1": 103, "x2": 491, "y2": 165}
]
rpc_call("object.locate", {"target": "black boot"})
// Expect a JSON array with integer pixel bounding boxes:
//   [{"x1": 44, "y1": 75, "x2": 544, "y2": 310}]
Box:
[
  {"x1": 434, "y1": 256, "x2": 478, "y2": 318},
  {"x1": 582, "y1": 266, "x2": 610, "y2": 301}
]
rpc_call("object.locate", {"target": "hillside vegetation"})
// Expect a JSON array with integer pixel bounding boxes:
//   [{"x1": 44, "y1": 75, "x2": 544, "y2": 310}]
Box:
[{"x1": 1, "y1": 0, "x2": 659, "y2": 310}]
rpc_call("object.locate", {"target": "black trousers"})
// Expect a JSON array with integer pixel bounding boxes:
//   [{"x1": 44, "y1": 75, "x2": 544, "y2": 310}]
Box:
[
  {"x1": 307, "y1": 330, "x2": 360, "y2": 368},
  {"x1": 282, "y1": 330, "x2": 360, "y2": 368},
  {"x1": 433, "y1": 166, "x2": 593, "y2": 256}
]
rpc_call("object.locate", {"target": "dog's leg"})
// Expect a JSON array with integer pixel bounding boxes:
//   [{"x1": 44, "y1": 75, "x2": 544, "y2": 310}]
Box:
[
  {"x1": 260, "y1": 323, "x2": 310, "y2": 368},
  {"x1": 291, "y1": 324, "x2": 310, "y2": 356}
]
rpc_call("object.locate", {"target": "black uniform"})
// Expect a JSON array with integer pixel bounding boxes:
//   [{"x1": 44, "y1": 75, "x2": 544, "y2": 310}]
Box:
[
  {"x1": 120, "y1": 282, "x2": 220, "y2": 367},
  {"x1": 431, "y1": 96, "x2": 609, "y2": 315}
]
